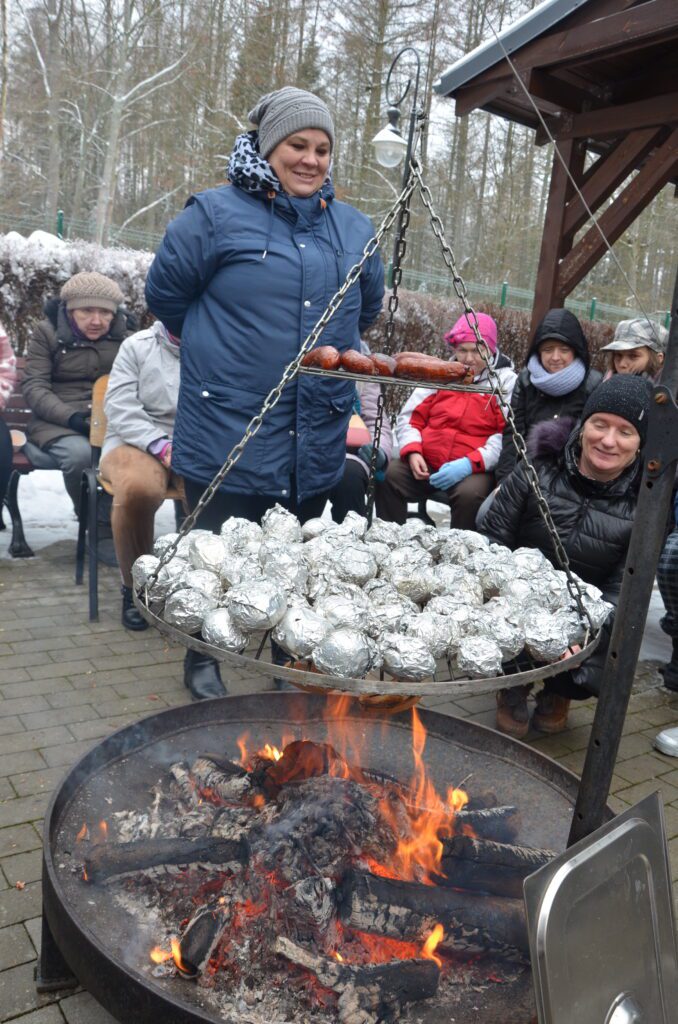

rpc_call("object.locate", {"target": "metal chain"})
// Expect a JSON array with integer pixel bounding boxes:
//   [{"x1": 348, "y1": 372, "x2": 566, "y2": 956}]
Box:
[
  {"x1": 365, "y1": 166, "x2": 414, "y2": 523},
  {"x1": 147, "y1": 173, "x2": 419, "y2": 584},
  {"x1": 414, "y1": 161, "x2": 592, "y2": 631}
]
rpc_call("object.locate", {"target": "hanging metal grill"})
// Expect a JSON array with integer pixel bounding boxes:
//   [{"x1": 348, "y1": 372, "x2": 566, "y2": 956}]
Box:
[{"x1": 136, "y1": 133, "x2": 601, "y2": 706}]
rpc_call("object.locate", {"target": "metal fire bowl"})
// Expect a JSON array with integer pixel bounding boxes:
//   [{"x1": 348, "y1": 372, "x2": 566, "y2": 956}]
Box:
[
  {"x1": 43, "y1": 693, "x2": 605, "y2": 1024},
  {"x1": 133, "y1": 589, "x2": 601, "y2": 698}
]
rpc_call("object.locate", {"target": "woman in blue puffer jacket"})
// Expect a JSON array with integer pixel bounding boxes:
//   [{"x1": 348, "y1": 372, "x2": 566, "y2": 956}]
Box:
[{"x1": 145, "y1": 86, "x2": 384, "y2": 698}]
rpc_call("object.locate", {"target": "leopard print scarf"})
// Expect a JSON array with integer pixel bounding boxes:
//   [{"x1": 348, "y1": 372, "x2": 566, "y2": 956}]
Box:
[{"x1": 227, "y1": 131, "x2": 333, "y2": 199}]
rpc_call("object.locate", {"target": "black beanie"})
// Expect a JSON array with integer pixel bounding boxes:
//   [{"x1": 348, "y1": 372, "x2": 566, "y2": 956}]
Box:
[{"x1": 580, "y1": 374, "x2": 652, "y2": 445}]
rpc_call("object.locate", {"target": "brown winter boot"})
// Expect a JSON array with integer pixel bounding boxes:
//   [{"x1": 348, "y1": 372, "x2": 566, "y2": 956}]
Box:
[
  {"x1": 532, "y1": 691, "x2": 571, "y2": 734},
  {"x1": 495, "y1": 685, "x2": 532, "y2": 739}
]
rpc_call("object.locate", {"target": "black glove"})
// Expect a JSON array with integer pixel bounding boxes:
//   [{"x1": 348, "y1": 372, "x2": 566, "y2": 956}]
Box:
[{"x1": 68, "y1": 412, "x2": 90, "y2": 437}]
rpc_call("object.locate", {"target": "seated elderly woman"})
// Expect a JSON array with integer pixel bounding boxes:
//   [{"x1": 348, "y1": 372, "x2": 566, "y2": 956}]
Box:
[
  {"x1": 99, "y1": 321, "x2": 181, "y2": 631},
  {"x1": 482, "y1": 374, "x2": 651, "y2": 738},
  {"x1": 22, "y1": 271, "x2": 131, "y2": 563}
]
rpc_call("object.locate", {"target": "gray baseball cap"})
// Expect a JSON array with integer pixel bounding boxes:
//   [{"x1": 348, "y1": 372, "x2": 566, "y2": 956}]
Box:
[{"x1": 601, "y1": 317, "x2": 668, "y2": 354}]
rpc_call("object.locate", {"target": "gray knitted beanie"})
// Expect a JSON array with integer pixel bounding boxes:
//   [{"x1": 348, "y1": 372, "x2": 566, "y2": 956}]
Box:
[
  {"x1": 581, "y1": 373, "x2": 652, "y2": 445},
  {"x1": 248, "y1": 87, "x2": 334, "y2": 158},
  {"x1": 60, "y1": 272, "x2": 124, "y2": 313}
]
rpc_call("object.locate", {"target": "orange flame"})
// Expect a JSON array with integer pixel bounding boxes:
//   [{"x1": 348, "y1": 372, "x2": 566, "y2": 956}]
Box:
[
  {"x1": 422, "y1": 924, "x2": 444, "y2": 968},
  {"x1": 171, "y1": 937, "x2": 192, "y2": 975},
  {"x1": 376, "y1": 709, "x2": 467, "y2": 883},
  {"x1": 98, "y1": 821, "x2": 108, "y2": 841},
  {"x1": 260, "y1": 743, "x2": 284, "y2": 761},
  {"x1": 82, "y1": 867, "x2": 88, "y2": 882},
  {"x1": 150, "y1": 946, "x2": 173, "y2": 964},
  {"x1": 332, "y1": 951, "x2": 344, "y2": 962},
  {"x1": 76, "y1": 823, "x2": 88, "y2": 842}
]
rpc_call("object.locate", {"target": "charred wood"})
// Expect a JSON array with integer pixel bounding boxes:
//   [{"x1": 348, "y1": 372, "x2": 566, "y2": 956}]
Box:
[
  {"x1": 253, "y1": 740, "x2": 367, "y2": 798},
  {"x1": 190, "y1": 757, "x2": 251, "y2": 802},
  {"x1": 84, "y1": 835, "x2": 250, "y2": 882},
  {"x1": 177, "y1": 903, "x2": 230, "y2": 977},
  {"x1": 439, "y1": 835, "x2": 555, "y2": 898},
  {"x1": 282, "y1": 876, "x2": 338, "y2": 950},
  {"x1": 453, "y1": 805, "x2": 521, "y2": 843},
  {"x1": 339, "y1": 870, "x2": 529, "y2": 960},
  {"x1": 273, "y1": 935, "x2": 439, "y2": 1005}
]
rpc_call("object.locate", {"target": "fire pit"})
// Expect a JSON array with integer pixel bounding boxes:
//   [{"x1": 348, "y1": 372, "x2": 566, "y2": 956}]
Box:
[{"x1": 41, "y1": 692, "x2": 602, "y2": 1024}]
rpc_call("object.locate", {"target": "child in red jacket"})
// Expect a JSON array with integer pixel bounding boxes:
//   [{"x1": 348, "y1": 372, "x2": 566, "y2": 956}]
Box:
[{"x1": 376, "y1": 313, "x2": 516, "y2": 529}]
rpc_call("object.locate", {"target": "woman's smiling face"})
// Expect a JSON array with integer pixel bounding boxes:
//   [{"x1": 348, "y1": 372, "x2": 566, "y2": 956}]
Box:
[
  {"x1": 578, "y1": 412, "x2": 640, "y2": 481},
  {"x1": 268, "y1": 130, "x2": 331, "y2": 197}
]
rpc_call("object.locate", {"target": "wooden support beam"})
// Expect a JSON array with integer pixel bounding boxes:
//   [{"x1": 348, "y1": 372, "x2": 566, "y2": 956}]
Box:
[
  {"x1": 556, "y1": 128, "x2": 678, "y2": 298},
  {"x1": 530, "y1": 139, "x2": 584, "y2": 332},
  {"x1": 550, "y1": 92, "x2": 678, "y2": 142},
  {"x1": 561, "y1": 128, "x2": 665, "y2": 243},
  {"x1": 454, "y1": 76, "x2": 514, "y2": 118},
  {"x1": 527, "y1": 69, "x2": 593, "y2": 114},
  {"x1": 471, "y1": 0, "x2": 678, "y2": 88}
]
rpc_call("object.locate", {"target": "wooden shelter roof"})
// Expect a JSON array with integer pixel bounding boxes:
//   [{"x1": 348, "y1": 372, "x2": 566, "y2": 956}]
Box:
[{"x1": 436, "y1": 0, "x2": 678, "y2": 172}]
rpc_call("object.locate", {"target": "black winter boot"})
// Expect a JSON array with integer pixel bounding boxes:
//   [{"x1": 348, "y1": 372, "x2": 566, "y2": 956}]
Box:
[
  {"x1": 659, "y1": 638, "x2": 678, "y2": 692},
  {"x1": 183, "y1": 648, "x2": 227, "y2": 701},
  {"x1": 121, "y1": 586, "x2": 149, "y2": 631}
]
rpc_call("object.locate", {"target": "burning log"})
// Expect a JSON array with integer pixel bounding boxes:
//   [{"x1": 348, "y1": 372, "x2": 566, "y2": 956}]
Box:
[
  {"x1": 283, "y1": 876, "x2": 338, "y2": 950},
  {"x1": 339, "y1": 870, "x2": 529, "y2": 960},
  {"x1": 273, "y1": 935, "x2": 439, "y2": 1023},
  {"x1": 190, "y1": 757, "x2": 251, "y2": 802},
  {"x1": 177, "y1": 903, "x2": 230, "y2": 977},
  {"x1": 440, "y1": 835, "x2": 555, "y2": 898},
  {"x1": 253, "y1": 740, "x2": 366, "y2": 798},
  {"x1": 84, "y1": 835, "x2": 250, "y2": 882},
  {"x1": 454, "y1": 805, "x2": 521, "y2": 843}
]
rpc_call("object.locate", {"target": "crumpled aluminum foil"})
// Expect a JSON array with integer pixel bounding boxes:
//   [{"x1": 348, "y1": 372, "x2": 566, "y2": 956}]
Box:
[
  {"x1": 571, "y1": 580, "x2": 613, "y2": 631},
  {"x1": 261, "y1": 504, "x2": 303, "y2": 544},
  {"x1": 220, "y1": 517, "x2": 263, "y2": 552},
  {"x1": 132, "y1": 554, "x2": 160, "y2": 590},
  {"x1": 326, "y1": 510, "x2": 368, "y2": 542},
  {"x1": 301, "y1": 517, "x2": 327, "y2": 541},
  {"x1": 403, "y1": 612, "x2": 450, "y2": 659},
  {"x1": 364, "y1": 578, "x2": 400, "y2": 603},
  {"x1": 147, "y1": 558, "x2": 189, "y2": 601},
  {"x1": 476, "y1": 556, "x2": 517, "y2": 599},
  {"x1": 369, "y1": 595, "x2": 419, "y2": 635},
  {"x1": 513, "y1": 546, "x2": 551, "y2": 576},
  {"x1": 314, "y1": 593, "x2": 368, "y2": 632},
  {"x1": 227, "y1": 580, "x2": 287, "y2": 631},
  {"x1": 189, "y1": 533, "x2": 226, "y2": 573},
  {"x1": 183, "y1": 569, "x2": 222, "y2": 602},
  {"x1": 500, "y1": 576, "x2": 546, "y2": 608},
  {"x1": 474, "y1": 613, "x2": 524, "y2": 661},
  {"x1": 272, "y1": 604, "x2": 330, "y2": 658},
  {"x1": 312, "y1": 628, "x2": 380, "y2": 678},
  {"x1": 412, "y1": 526, "x2": 448, "y2": 560},
  {"x1": 153, "y1": 532, "x2": 179, "y2": 559},
  {"x1": 328, "y1": 543, "x2": 378, "y2": 586},
  {"x1": 524, "y1": 609, "x2": 584, "y2": 662},
  {"x1": 364, "y1": 540, "x2": 392, "y2": 569},
  {"x1": 201, "y1": 607, "x2": 249, "y2": 652},
  {"x1": 219, "y1": 554, "x2": 263, "y2": 590},
  {"x1": 455, "y1": 635, "x2": 503, "y2": 678},
  {"x1": 439, "y1": 529, "x2": 490, "y2": 564},
  {"x1": 431, "y1": 564, "x2": 484, "y2": 605},
  {"x1": 389, "y1": 566, "x2": 437, "y2": 605},
  {"x1": 164, "y1": 587, "x2": 218, "y2": 633},
  {"x1": 261, "y1": 545, "x2": 309, "y2": 595},
  {"x1": 154, "y1": 530, "x2": 204, "y2": 561},
  {"x1": 365, "y1": 518, "x2": 401, "y2": 548},
  {"x1": 380, "y1": 632, "x2": 436, "y2": 681},
  {"x1": 399, "y1": 520, "x2": 429, "y2": 543}
]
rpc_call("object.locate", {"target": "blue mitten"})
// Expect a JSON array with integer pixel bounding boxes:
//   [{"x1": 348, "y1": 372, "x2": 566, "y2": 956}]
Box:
[
  {"x1": 429, "y1": 456, "x2": 473, "y2": 490},
  {"x1": 357, "y1": 444, "x2": 388, "y2": 480}
]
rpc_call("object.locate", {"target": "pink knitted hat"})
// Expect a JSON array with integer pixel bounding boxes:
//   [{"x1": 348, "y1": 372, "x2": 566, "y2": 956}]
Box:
[{"x1": 444, "y1": 312, "x2": 498, "y2": 353}]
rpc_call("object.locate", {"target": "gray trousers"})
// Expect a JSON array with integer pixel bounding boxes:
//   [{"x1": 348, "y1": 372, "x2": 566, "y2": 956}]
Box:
[{"x1": 42, "y1": 435, "x2": 93, "y2": 511}]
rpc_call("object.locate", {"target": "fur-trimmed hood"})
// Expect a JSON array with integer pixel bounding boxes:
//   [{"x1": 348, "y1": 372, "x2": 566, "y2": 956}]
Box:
[{"x1": 526, "y1": 415, "x2": 576, "y2": 461}]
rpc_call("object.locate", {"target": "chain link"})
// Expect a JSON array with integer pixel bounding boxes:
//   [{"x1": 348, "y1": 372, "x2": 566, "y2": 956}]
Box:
[
  {"x1": 147, "y1": 174, "x2": 419, "y2": 584},
  {"x1": 414, "y1": 161, "x2": 592, "y2": 632}
]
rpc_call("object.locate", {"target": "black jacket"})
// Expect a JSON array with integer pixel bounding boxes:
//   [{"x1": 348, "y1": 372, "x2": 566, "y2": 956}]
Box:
[
  {"x1": 495, "y1": 365, "x2": 602, "y2": 481},
  {"x1": 483, "y1": 418, "x2": 640, "y2": 695}
]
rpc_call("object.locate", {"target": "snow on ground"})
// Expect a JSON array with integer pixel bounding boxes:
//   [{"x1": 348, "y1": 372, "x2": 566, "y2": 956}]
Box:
[{"x1": 0, "y1": 469, "x2": 175, "y2": 559}]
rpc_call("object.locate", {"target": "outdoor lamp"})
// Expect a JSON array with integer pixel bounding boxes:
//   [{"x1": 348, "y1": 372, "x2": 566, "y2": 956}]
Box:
[{"x1": 372, "y1": 121, "x2": 407, "y2": 168}]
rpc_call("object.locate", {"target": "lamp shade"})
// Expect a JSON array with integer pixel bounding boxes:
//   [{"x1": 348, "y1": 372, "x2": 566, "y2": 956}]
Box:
[{"x1": 371, "y1": 125, "x2": 407, "y2": 168}]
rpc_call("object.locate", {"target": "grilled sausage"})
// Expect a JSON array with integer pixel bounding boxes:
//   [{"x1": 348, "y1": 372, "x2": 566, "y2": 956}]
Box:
[
  {"x1": 370, "y1": 353, "x2": 396, "y2": 376},
  {"x1": 340, "y1": 349, "x2": 377, "y2": 374},
  {"x1": 395, "y1": 354, "x2": 470, "y2": 383},
  {"x1": 301, "y1": 346, "x2": 341, "y2": 370}
]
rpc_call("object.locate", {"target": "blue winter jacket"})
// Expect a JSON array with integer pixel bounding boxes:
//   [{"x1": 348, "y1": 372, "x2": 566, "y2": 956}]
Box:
[{"x1": 145, "y1": 183, "x2": 384, "y2": 501}]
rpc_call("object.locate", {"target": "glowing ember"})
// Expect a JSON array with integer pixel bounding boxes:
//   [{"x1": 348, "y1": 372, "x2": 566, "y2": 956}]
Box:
[
  {"x1": 76, "y1": 823, "x2": 88, "y2": 842},
  {"x1": 422, "y1": 924, "x2": 445, "y2": 968},
  {"x1": 98, "y1": 821, "x2": 108, "y2": 841},
  {"x1": 332, "y1": 951, "x2": 344, "y2": 962}
]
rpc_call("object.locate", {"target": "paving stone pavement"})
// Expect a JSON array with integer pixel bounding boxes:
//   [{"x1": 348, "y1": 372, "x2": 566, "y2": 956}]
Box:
[{"x1": 1, "y1": 538, "x2": 678, "y2": 1021}]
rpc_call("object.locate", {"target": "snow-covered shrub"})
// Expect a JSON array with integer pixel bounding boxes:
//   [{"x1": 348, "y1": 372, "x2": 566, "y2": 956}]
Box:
[{"x1": 0, "y1": 231, "x2": 154, "y2": 352}]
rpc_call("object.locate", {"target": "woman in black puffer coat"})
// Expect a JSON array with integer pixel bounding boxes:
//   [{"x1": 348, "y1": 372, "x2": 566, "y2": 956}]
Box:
[
  {"x1": 495, "y1": 308, "x2": 602, "y2": 482},
  {"x1": 483, "y1": 374, "x2": 651, "y2": 738}
]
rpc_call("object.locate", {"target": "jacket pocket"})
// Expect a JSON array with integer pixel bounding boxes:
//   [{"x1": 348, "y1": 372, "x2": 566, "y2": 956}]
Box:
[{"x1": 195, "y1": 380, "x2": 268, "y2": 481}]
